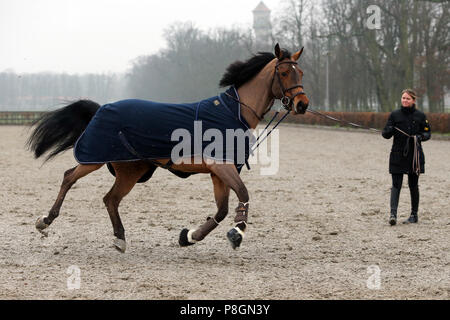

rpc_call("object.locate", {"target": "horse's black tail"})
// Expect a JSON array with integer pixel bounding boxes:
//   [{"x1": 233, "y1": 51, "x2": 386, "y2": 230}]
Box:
[{"x1": 27, "y1": 100, "x2": 101, "y2": 162}]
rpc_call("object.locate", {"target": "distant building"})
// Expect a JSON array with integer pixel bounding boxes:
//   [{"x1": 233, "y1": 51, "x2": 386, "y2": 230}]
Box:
[{"x1": 253, "y1": 1, "x2": 272, "y2": 51}]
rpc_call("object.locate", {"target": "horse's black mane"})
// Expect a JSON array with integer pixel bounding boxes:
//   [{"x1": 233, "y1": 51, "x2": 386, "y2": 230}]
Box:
[{"x1": 219, "y1": 49, "x2": 292, "y2": 88}]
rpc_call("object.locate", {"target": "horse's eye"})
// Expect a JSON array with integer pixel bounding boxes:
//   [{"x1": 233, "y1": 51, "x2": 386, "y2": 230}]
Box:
[{"x1": 281, "y1": 72, "x2": 288, "y2": 77}]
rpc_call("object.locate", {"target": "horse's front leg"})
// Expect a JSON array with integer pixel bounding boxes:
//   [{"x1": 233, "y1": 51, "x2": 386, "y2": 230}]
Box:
[
  {"x1": 179, "y1": 173, "x2": 230, "y2": 246},
  {"x1": 209, "y1": 163, "x2": 250, "y2": 249}
]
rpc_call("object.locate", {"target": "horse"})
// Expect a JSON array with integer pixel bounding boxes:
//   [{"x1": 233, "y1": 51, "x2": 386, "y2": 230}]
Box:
[{"x1": 27, "y1": 43, "x2": 309, "y2": 253}]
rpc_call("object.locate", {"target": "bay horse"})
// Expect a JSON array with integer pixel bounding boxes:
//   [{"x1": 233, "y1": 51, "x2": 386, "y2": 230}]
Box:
[{"x1": 27, "y1": 44, "x2": 309, "y2": 252}]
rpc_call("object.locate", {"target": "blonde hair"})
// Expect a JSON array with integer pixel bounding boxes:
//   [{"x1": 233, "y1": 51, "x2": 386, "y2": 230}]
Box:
[{"x1": 402, "y1": 89, "x2": 418, "y2": 101}]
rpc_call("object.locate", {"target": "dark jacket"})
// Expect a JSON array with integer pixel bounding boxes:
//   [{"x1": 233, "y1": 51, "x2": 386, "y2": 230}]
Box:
[{"x1": 382, "y1": 105, "x2": 431, "y2": 174}]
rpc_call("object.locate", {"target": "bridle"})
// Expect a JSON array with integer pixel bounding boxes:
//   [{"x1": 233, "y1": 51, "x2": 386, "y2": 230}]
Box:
[
  {"x1": 273, "y1": 60, "x2": 306, "y2": 111},
  {"x1": 225, "y1": 58, "x2": 306, "y2": 121}
]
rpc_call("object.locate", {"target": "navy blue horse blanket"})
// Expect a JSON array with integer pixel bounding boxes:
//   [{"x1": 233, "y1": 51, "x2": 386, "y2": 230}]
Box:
[{"x1": 74, "y1": 87, "x2": 254, "y2": 178}]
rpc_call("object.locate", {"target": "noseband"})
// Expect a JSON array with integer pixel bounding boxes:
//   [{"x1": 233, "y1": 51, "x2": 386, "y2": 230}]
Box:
[{"x1": 273, "y1": 60, "x2": 306, "y2": 110}]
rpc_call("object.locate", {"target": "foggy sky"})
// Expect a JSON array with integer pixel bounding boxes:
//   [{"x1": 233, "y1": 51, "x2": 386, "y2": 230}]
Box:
[{"x1": 0, "y1": 0, "x2": 281, "y2": 74}]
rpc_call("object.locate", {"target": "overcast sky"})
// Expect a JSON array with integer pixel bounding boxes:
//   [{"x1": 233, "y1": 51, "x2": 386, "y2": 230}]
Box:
[{"x1": 0, "y1": 0, "x2": 282, "y2": 74}]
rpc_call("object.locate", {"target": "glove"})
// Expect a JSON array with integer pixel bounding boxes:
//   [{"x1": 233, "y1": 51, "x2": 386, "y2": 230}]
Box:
[
  {"x1": 382, "y1": 125, "x2": 394, "y2": 139},
  {"x1": 385, "y1": 125, "x2": 394, "y2": 133}
]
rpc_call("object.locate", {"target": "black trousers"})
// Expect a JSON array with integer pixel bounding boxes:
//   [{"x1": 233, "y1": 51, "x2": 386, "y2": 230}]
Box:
[
  {"x1": 391, "y1": 173, "x2": 420, "y2": 214},
  {"x1": 392, "y1": 173, "x2": 418, "y2": 190}
]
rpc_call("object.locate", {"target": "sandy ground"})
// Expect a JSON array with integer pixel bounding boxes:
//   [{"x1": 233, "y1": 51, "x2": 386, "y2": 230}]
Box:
[{"x1": 0, "y1": 124, "x2": 448, "y2": 300}]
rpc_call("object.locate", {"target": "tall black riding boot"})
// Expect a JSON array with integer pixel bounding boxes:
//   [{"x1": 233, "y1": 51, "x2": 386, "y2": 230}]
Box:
[
  {"x1": 403, "y1": 185, "x2": 419, "y2": 224},
  {"x1": 389, "y1": 186, "x2": 400, "y2": 226}
]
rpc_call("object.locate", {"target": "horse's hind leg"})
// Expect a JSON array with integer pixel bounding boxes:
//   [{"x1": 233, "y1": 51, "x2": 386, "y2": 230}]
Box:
[
  {"x1": 179, "y1": 173, "x2": 230, "y2": 246},
  {"x1": 103, "y1": 161, "x2": 153, "y2": 253},
  {"x1": 36, "y1": 164, "x2": 103, "y2": 236}
]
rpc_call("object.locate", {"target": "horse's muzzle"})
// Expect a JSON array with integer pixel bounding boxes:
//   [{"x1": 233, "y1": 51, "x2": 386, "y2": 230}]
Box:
[{"x1": 295, "y1": 101, "x2": 309, "y2": 114}]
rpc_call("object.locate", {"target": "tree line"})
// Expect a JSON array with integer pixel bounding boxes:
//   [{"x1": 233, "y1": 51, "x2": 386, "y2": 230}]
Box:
[
  {"x1": 128, "y1": 0, "x2": 448, "y2": 112},
  {"x1": 0, "y1": 72, "x2": 126, "y2": 111},
  {"x1": 270, "y1": 0, "x2": 448, "y2": 112},
  {"x1": 127, "y1": 22, "x2": 254, "y2": 103},
  {"x1": 2, "y1": 0, "x2": 448, "y2": 112}
]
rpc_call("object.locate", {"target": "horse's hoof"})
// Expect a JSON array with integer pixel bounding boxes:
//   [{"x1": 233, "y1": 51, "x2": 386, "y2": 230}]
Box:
[
  {"x1": 36, "y1": 216, "x2": 49, "y2": 237},
  {"x1": 389, "y1": 216, "x2": 397, "y2": 226},
  {"x1": 227, "y1": 227, "x2": 244, "y2": 250},
  {"x1": 113, "y1": 238, "x2": 126, "y2": 253},
  {"x1": 36, "y1": 216, "x2": 49, "y2": 230},
  {"x1": 179, "y1": 228, "x2": 196, "y2": 247}
]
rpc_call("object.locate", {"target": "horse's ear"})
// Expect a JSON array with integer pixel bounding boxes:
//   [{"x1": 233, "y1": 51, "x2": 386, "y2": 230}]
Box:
[
  {"x1": 292, "y1": 47, "x2": 304, "y2": 61},
  {"x1": 274, "y1": 43, "x2": 282, "y2": 60}
]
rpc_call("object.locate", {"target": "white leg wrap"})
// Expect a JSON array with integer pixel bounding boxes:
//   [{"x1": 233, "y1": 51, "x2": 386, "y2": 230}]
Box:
[
  {"x1": 113, "y1": 238, "x2": 126, "y2": 253},
  {"x1": 233, "y1": 227, "x2": 245, "y2": 238},
  {"x1": 187, "y1": 229, "x2": 198, "y2": 244},
  {"x1": 36, "y1": 216, "x2": 49, "y2": 237},
  {"x1": 36, "y1": 216, "x2": 49, "y2": 229}
]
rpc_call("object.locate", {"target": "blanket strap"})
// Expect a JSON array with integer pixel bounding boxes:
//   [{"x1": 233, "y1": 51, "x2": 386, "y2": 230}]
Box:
[{"x1": 118, "y1": 131, "x2": 173, "y2": 169}]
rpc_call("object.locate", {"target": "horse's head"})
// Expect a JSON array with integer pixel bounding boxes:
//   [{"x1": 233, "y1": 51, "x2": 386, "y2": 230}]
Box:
[{"x1": 271, "y1": 43, "x2": 309, "y2": 114}]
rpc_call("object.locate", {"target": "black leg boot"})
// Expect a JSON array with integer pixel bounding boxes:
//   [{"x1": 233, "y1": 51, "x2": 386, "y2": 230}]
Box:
[
  {"x1": 403, "y1": 185, "x2": 419, "y2": 224},
  {"x1": 389, "y1": 186, "x2": 400, "y2": 226}
]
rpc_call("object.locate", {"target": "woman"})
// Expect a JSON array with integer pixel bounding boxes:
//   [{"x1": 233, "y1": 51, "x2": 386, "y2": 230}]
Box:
[{"x1": 382, "y1": 89, "x2": 431, "y2": 225}]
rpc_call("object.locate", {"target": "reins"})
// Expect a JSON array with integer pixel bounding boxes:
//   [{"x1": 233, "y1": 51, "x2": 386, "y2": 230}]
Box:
[
  {"x1": 304, "y1": 108, "x2": 421, "y2": 176},
  {"x1": 224, "y1": 57, "x2": 421, "y2": 176},
  {"x1": 305, "y1": 108, "x2": 382, "y2": 133},
  {"x1": 392, "y1": 127, "x2": 421, "y2": 176},
  {"x1": 251, "y1": 110, "x2": 290, "y2": 153}
]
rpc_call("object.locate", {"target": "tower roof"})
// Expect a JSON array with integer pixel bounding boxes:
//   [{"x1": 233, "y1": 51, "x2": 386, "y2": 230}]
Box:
[{"x1": 253, "y1": 1, "x2": 270, "y2": 13}]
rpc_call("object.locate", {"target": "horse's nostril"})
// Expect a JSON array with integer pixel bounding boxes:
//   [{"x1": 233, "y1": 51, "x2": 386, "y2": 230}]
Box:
[{"x1": 296, "y1": 101, "x2": 308, "y2": 114}]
